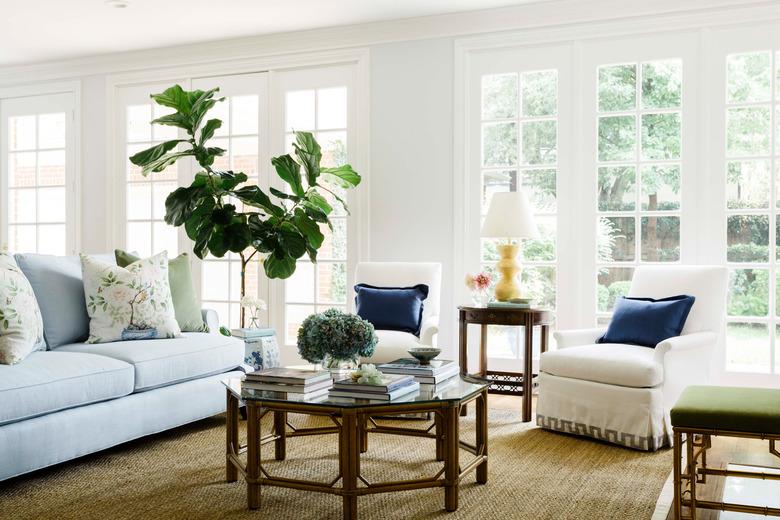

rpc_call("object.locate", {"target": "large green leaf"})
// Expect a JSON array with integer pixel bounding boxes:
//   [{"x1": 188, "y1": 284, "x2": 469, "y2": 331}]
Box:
[
  {"x1": 234, "y1": 186, "x2": 285, "y2": 217},
  {"x1": 271, "y1": 155, "x2": 305, "y2": 197},
  {"x1": 184, "y1": 198, "x2": 215, "y2": 240},
  {"x1": 208, "y1": 226, "x2": 229, "y2": 257},
  {"x1": 129, "y1": 140, "x2": 185, "y2": 167},
  {"x1": 277, "y1": 222, "x2": 307, "y2": 259},
  {"x1": 264, "y1": 251, "x2": 297, "y2": 279},
  {"x1": 304, "y1": 191, "x2": 333, "y2": 215},
  {"x1": 215, "y1": 171, "x2": 248, "y2": 191},
  {"x1": 226, "y1": 221, "x2": 252, "y2": 253},
  {"x1": 293, "y1": 131, "x2": 322, "y2": 186},
  {"x1": 151, "y1": 85, "x2": 191, "y2": 112},
  {"x1": 200, "y1": 118, "x2": 222, "y2": 144},
  {"x1": 292, "y1": 208, "x2": 324, "y2": 249},
  {"x1": 321, "y1": 164, "x2": 361, "y2": 188},
  {"x1": 142, "y1": 151, "x2": 194, "y2": 175},
  {"x1": 151, "y1": 112, "x2": 193, "y2": 134}
]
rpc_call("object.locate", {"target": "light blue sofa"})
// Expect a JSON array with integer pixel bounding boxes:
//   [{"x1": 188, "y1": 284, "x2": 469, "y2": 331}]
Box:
[{"x1": 0, "y1": 254, "x2": 245, "y2": 481}]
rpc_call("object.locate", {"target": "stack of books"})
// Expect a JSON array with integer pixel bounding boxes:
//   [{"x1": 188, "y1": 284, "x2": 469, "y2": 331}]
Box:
[
  {"x1": 328, "y1": 373, "x2": 420, "y2": 401},
  {"x1": 376, "y1": 358, "x2": 459, "y2": 385},
  {"x1": 231, "y1": 327, "x2": 275, "y2": 340},
  {"x1": 243, "y1": 367, "x2": 332, "y2": 399}
]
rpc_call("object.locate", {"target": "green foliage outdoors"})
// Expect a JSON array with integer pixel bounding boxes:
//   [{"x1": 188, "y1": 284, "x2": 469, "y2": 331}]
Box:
[{"x1": 129, "y1": 85, "x2": 361, "y2": 279}]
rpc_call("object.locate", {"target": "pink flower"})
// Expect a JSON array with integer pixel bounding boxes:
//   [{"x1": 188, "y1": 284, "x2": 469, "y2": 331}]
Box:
[{"x1": 474, "y1": 273, "x2": 492, "y2": 291}]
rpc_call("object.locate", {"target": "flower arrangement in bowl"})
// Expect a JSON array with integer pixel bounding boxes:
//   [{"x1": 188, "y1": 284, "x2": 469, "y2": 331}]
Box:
[
  {"x1": 240, "y1": 295, "x2": 267, "y2": 329},
  {"x1": 465, "y1": 271, "x2": 493, "y2": 307},
  {"x1": 297, "y1": 308, "x2": 378, "y2": 370}
]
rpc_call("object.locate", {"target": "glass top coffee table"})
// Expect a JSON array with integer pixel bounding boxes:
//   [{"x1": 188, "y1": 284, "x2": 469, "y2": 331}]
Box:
[{"x1": 223, "y1": 375, "x2": 490, "y2": 520}]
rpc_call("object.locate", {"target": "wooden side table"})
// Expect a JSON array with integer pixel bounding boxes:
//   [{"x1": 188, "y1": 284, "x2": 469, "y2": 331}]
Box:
[{"x1": 458, "y1": 305, "x2": 553, "y2": 422}]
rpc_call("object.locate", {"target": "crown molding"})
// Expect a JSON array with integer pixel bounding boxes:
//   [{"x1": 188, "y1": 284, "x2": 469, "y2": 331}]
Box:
[{"x1": 0, "y1": 0, "x2": 776, "y2": 85}]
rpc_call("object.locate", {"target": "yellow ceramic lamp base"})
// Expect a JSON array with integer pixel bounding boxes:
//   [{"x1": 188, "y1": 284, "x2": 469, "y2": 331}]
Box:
[{"x1": 494, "y1": 243, "x2": 522, "y2": 302}]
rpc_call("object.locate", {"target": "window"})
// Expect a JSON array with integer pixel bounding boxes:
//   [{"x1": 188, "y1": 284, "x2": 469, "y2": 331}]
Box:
[
  {"x1": 595, "y1": 60, "x2": 683, "y2": 323},
  {"x1": 1, "y1": 92, "x2": 75, "y2": 254},
  {"x1": 282, "y1": 86, "x2": 349, "y2": 344},
  {"x1": 723, "y1": 50, "x2": 780, "y2": 374},
  {"x1": 119, "y1": 84, "x2": 181, "y2": 258},
  {"x1": 478, "y1": 69, "x2": 559, "y2": 361},
  {"x1": 192, "y1": 73, "x2": 267, "y2": 329}
]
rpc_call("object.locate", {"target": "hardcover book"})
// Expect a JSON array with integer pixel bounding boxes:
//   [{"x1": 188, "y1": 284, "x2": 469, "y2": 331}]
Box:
[
  {"x1": 328, "y1": 381, "x2": 420, "y2": 401},
  {"x1": 332, "y1": 374, "x2": 414, "y2": 394},
  {"x1": 377, "y1": 358, "x2": 457, "y2": 376},
  {"x1": 246, "y1": 367, "x2": 331, "y2": 385}
]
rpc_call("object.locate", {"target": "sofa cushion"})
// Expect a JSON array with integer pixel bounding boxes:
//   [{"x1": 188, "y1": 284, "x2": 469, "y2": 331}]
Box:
[
  {"x1": 0, "y1": 252, "x2": 46, "y2": 364},
  {"x1": 81, "y1": 253, "x2": 181, "y2": 343},
  {"x1": 540, "y1": 343, "x2": 663, "y2": 388},
  {"x1": 599, "y1": 295, "x2": 695, "y2": 348},
  {"x1": 58, "y1": 333, "x2": 244, "y2": 391},
  {"x1": 354, "y1": 284, "x2": 429, "y2": 336},
  {"x1": 14, "y1": 253, "x2": 115, "y2": 349},
  {"x1": 0, "y1": 351, "x2": 134, "y2": 426},
  {"x1": 115, "y1": 250, "x2": 208, "y2": 333}
]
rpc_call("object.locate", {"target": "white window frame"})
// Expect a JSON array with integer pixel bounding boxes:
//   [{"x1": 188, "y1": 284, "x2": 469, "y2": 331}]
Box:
[
  {"x1": 0, "y1": 82, "x2": 81, "y2": 254},
  {"x1": 707, "y1": 24, "x2": 780, "y2": 386},
  {"x1": 269, "y1": 64, "x2": 367, "y2": 349},
  {"x1": 462, "y1": 44, "x2": 573, "y2": 372},
  {"x1": 579, "y1": 33, "x2": 700, "y2": 324},
  {"x1": 114, "y1": 80, "x2": 189, "y2": 259}
]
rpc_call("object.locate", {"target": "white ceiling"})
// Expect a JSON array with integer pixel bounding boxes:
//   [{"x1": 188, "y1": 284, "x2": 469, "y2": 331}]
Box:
[{"x1": 0, "y1": 0, "x2": 542, "y2": 66}]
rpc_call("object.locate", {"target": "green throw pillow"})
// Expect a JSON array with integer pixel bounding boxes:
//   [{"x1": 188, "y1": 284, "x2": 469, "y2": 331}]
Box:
[{"x1": 115, "y1": 250, "x2": 208, "y2": 332}]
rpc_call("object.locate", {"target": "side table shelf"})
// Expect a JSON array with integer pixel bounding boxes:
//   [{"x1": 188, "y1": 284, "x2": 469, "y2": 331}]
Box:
[{"x1": 457, "y1": 305, "x2": 553, "y2": 422}]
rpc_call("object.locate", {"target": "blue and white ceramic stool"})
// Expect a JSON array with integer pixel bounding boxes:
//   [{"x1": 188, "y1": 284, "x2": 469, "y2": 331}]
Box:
[{"x1": 242, "y1": 329, "x2": 280, "y2": 371}]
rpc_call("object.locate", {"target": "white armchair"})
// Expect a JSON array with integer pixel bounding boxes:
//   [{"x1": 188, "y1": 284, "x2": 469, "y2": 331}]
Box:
[
  {"x1": 536, "y1": 265, "x2": 727, "y2": 451},
  {"x1": 354, "y1": 262, "x2": 442, "y2": 364}
]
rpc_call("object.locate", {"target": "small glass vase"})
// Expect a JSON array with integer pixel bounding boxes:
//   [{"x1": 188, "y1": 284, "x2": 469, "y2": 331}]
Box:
[
  {"x1": 322, "y1": 355, "x2": 357, "y2": 379},
  {"x1": 471, "y1": 290, "x2": 490, "y2": 307}
]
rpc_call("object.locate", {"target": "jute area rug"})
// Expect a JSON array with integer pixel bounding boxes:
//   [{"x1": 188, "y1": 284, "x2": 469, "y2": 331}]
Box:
[{"x1": 0, "y1": 409, "x2": 671, "y2": 520}]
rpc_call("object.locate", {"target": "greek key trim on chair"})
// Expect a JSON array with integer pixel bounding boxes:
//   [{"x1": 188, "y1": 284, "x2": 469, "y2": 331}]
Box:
[{"x1": 537, "y1": 414, "x2": 667, "y2": 451}]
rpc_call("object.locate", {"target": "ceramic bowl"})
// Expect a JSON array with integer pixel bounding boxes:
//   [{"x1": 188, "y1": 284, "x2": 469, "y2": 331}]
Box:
[{"x1": 408, "y1": 346, "x2": 442, "y2": 365}]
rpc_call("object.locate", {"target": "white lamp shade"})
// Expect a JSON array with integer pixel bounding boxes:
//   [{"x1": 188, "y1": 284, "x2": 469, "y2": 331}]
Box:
[{"x1": 480, "y1": 191, "x2": 540, "y2": 239}]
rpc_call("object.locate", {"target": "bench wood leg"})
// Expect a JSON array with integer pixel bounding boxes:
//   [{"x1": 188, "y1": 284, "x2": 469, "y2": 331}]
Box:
[{"x1": 673, "y1": 429, "x2": 682, "y2": 520}]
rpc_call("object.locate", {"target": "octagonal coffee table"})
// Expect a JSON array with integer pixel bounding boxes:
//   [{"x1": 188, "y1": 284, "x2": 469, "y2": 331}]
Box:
[{"x1": 223, "y1": 375, "x2": 489, "y2": 520}]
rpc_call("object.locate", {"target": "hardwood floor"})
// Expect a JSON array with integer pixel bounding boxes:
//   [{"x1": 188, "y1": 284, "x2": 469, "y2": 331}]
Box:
[{"x1": 486, "y1": 394, "x2": 779, "y2": 519}]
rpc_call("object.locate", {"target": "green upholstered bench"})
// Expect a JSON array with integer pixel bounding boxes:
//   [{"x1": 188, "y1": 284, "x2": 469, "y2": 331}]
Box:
[{"x1": 671, "y1": 385, "x2": 780, "y2": 520}]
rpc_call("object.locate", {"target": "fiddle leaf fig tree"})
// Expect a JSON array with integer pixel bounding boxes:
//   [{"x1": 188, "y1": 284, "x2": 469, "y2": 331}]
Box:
[{"x1": 129, "y1": 85, "x2": 361, "y2": 283}]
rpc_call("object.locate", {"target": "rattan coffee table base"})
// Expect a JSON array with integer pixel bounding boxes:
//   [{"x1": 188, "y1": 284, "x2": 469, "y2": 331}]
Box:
[{"x1": 225, "y1": 388, "x2": 489, "y2": 520}]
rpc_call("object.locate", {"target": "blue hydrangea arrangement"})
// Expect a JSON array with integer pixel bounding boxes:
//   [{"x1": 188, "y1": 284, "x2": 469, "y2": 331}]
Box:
[{"x1": 297, "y1": 308, "x2": 378, "y2": 365}]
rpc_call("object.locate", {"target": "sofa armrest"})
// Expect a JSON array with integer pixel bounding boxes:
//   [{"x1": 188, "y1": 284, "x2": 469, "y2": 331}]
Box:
[
  {"x1": 553, "y1": 327, "x2": 607, "y2": 348},
  {"x1": 420, "y1": 316, "x2": 439, "y2": 346},
  {"x1": 202, "y1": 308, "x2": 220, "y2": 333},
  {"x1": 653, "y1": 331, "x2": 717, "y2": 363}
]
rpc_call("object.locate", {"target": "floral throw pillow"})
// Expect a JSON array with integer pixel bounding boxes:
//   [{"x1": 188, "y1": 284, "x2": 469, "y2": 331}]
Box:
[
  {"x1": 81, "y1": 252, "x2": 181, "y2": 343},
  {"x1": 0, "y1": 252, "x2": 46, "y2": 364}
]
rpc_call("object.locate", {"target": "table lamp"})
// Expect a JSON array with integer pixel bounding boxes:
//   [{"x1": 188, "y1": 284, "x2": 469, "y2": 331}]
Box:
[{"x1": 480, "y1": 191, "x2": 539, "y2": 302}]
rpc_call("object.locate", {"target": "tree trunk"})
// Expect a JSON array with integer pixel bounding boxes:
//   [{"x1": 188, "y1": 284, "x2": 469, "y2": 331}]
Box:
[
  {"x1": 239, "y1": 252, "x2": 247, "y2": 329},
  {"x1": 646, "y1": 193, "x2": 658, "y2": 261}
]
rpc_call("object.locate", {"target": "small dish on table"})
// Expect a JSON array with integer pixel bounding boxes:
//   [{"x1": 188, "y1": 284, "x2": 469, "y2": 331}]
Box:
[{"x1": 407, "y1": 346, "x2": 441, "y2": 365}]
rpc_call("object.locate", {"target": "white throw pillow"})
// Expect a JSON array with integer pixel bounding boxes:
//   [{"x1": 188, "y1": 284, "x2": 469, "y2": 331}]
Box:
[
  {"x1": 0, "y1": 252, "x2": 46, "y2": 364},
  {"x1": 81, "y1": 252, "x2": 181, "y2": 343}
]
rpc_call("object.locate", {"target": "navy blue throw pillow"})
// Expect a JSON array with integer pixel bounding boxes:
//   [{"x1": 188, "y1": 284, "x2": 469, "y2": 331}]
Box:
[
  {"x1": 598, "y1": 295, "x2": 696, "y2": 348},
  {"x1": 354, "y1": 284, "x2": 429, "y2": 336}
]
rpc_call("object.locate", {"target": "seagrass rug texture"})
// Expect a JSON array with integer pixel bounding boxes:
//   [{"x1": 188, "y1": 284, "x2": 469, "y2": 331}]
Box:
[{"x1": 0, "y1": 409, "x2": 671, "y2": 519}]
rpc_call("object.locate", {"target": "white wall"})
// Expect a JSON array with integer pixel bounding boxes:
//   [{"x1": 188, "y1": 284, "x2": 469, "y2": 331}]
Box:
[
  {"x1": 370, "y1": 38, "x2": 457, "y2": 353},
  {"x1": 79, "y1": 75, "x2": 110, "y2": 253}
]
